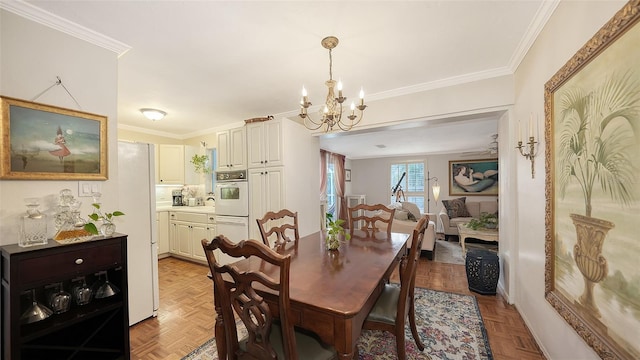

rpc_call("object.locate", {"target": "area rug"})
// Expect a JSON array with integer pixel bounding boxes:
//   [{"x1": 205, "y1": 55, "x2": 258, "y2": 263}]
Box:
[
  {"x1": 434, "y1": 240, "x2": 465, "y2": 265},
  {"x1": 182, "y1": 287, "x2": 493, "y2": 360}
]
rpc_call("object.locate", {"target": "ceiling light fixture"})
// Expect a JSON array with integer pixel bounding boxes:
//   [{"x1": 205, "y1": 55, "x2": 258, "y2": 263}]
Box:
[
  {"x1": 299, "y1": 36, "x2": 367, "y2": 132},
  {"x1": 140, "y1": 108, "x2": 167, "y2": 121}
]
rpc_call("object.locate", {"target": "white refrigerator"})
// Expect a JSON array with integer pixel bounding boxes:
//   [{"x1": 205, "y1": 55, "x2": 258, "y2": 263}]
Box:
[{"x1": 117, "y1": 141, "x2": 160, "y2": 325}]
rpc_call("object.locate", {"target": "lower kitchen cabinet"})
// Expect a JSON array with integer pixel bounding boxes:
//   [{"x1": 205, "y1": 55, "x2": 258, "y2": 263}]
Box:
[
  {"x1": 169, "y1": 211, "x2": 216, "y2": 264},
  {"x1": 157, "y1": 211, "x2": 170, "y2": 258},
  {"x1": 0, "y1": 235, "x2": 130, "y2": 360}
]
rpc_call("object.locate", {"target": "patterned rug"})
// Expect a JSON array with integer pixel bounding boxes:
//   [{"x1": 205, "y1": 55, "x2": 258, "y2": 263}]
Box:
[{"x1": 182, "y1": 288, "x2": 493, "y2": 360}]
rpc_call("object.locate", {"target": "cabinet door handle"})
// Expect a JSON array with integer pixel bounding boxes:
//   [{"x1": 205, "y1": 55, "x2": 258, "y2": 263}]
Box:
[
  {"x1": 260, "y1": 160, "x2": 264, "y2": 164},
  {"x1": 265, "y1": 160, "x2": 268, "y2": 164},
  {"x1": 75, "y1": 258, "x2": 84, "y2": 265}
]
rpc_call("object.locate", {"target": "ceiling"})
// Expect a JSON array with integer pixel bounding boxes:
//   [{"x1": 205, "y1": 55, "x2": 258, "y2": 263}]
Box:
[{"x1": 12, "y1": 1, "x2": 555, "y2": 159}]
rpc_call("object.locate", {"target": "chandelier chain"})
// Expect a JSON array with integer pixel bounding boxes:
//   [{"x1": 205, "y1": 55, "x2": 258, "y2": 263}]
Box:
[{"x1": 328, "y1": 48, "x2": 333, "y2": 81}]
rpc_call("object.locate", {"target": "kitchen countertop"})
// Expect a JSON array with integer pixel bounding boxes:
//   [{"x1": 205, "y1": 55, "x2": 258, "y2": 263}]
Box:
[{"x1": 156, "y1": 205, "x2": 216, "y2": 213}]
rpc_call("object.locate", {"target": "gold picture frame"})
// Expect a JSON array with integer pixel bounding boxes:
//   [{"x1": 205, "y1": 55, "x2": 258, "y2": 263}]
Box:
[
  {"x1": 544, "y1": 1, "x2": 640, "y2": 359},
  {"x1": 0, "y1": 96, "x2": 108, "y2": 180}
]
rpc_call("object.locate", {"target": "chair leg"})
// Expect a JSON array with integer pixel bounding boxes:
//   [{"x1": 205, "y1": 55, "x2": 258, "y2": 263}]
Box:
[
  {"x1": 409, "y1": 299, "x2": 425, "y2": 351},
  {"x1": 396, "y1": 327, "x2": 407, "y2": 360}
]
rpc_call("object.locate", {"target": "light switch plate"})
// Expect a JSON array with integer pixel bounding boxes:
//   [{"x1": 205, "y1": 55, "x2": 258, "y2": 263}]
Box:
[{"x1": 78, "y1": 181, "x2": 101, "y2": 197}]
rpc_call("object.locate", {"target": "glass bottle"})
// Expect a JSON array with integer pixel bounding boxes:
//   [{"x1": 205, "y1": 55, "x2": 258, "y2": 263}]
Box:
[{"x1": 20, "y1": 200, "x2": 48, "y2": 247}]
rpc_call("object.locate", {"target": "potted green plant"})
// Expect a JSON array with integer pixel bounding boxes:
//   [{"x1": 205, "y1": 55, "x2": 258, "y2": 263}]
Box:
[
  {"x1": 556, "y1": 72, "x2": 639, "y2": 317},
  {"x1": 190, "y1": 154, "x2": 211, "y2": 174},
  {"x1": 84, "y1": 203, "x2": 125, "y2": 236},
  {"x1": 466, "y1": 212, "x2": 498, "y2": 230},
  {"x1": 325, "y1": 213, "x2": 350, "y2": 250}
]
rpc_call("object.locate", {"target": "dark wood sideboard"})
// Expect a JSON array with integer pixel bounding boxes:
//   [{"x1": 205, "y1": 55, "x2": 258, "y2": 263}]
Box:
[{"x1": 1, "y1": 234, "x2": 130, "y2": 360}]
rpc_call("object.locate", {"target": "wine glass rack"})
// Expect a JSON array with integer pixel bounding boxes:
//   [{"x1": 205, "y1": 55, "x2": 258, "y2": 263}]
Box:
[{"x1": 1, "y1": 234, "x2": 130, "y2": 360}]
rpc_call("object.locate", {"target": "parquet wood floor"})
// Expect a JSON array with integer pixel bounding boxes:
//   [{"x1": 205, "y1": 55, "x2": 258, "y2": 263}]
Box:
[{"x1": 130, "y1": 255, "x2": 545, "y2": 359}]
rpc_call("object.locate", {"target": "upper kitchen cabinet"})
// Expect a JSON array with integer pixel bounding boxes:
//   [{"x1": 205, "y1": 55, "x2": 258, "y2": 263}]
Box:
[
  {"x1": 247, "y1": 120, "x2": 283, "y2": 168},
  {"x1": 157, "y1": 144, "x2": 198, "y2": 184},
  {"x1": 216, "y1": 126, "x2": 246, "y2": 170}
]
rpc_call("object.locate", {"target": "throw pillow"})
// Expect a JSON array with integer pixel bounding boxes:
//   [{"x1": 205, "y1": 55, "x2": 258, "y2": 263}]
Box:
[
  {"x1": 401, "y1": 202, "x2": 421, "y2": 222},
  {"x1": 442, "y1": 197, "x2": 471, "y2": 218}
]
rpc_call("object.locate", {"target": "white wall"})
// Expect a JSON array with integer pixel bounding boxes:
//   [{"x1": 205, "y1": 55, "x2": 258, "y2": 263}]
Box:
[
  {"x1": 281, "y1": 118, "x2": 320, "y2": 237},
  {"x1": 513, "y1": 1, "x2": 626, "y2": 359},
  {"x1": 0, "y1": 11, "x2": 119, "y2": 245}
]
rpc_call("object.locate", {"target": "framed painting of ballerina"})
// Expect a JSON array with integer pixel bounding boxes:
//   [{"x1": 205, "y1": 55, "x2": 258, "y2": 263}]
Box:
[
  {"x1": 449, "y1": 159, "x2": 498, "y2": 196},
  {"x1": 0, "y1": 96, "x2": 108, "y2": 180}
]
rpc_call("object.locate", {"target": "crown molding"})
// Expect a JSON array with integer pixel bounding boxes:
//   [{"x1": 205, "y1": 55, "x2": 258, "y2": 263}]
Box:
[
  {"x1": 0, "y1": 0, "x2": 131, "y2": 57},
  {"x1": 508, "y1": 0, "x2": 560, "y2": 72},
  {"x1": 367, "y1": 67, "x2": 513, "y2": 102}
]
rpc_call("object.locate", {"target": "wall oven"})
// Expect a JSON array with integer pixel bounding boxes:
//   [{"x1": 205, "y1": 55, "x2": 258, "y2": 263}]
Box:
[{"x1": 214, "y1": 170, "x2": 248, "y2": 217}]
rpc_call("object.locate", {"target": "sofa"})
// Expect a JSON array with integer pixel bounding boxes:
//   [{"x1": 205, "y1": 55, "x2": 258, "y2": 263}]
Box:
[
  {"x1": 378, "y1": 202, "x2": 436, "y2": 259},
  {"x1": 439, "y1": 198, "x2": 498, "y2": 240}
]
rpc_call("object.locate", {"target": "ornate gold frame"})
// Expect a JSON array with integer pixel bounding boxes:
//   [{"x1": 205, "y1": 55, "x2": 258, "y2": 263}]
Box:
[
  {"x1": 544, "y1": 1, "x2": 640, "y2": 359},
  {"x1": 0, "y1": 96, "x2": 108, "y2": 180}
]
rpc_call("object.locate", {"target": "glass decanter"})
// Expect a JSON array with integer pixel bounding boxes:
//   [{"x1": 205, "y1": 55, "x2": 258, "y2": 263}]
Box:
[{"x1": 20, "y1": 199, "x2": 48, "y2": 247}]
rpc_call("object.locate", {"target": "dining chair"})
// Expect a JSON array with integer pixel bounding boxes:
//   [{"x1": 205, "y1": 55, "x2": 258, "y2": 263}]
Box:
[
  {"x1": 256, "y1": 209, "x2": 300, "y2": 248},
  {"x1": 348, "y1": 203, "x2": 395, "y2": 235},
  {"x1": 201, "y1": 236, "x2": 336, "y2": 360},
  {"x1": 361, "y1": 216, "x2": 428, "y2": 359}
]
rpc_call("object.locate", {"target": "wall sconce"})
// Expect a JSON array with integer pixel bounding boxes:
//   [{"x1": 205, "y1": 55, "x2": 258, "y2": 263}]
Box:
[
  {"x1": 427, "y1": 171, "x2": 440, "y2": 213},
  {"x1": 517, "y1": 114, "x2": 539, "y2": 178},
  {"x1": 140, "y1": 108, "x2": 167, "y2": 121}
]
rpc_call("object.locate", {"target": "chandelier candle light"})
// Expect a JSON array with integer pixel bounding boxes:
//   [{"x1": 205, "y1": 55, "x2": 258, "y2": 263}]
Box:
[
  {"x1": 516, "y1": 113, "x2": 539, "y2": 178},
  {"x1": 299, "y1": 36, "x2": 367, "y2": 132}
]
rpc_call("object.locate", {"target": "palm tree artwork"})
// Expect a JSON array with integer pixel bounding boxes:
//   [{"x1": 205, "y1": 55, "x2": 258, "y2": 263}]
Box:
[{"x1": 556, "y1": 70, "x2": 640, "y2": 318}]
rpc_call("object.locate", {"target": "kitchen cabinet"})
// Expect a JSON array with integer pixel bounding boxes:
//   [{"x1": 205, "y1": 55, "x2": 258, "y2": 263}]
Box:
[
  {"x1": 157, "y1": 211, "x2": 170, "y2": 258},
  {"x1": 247, "y1": 120, "x2": 283, "y2": 168},
  {"x1": 248, "y1": 167, "x2": 284, "y2": 240},
  {"x1": 1, "y1": 235, "x2": 130, "y2": 360},
  {"x1": 245, "y1": 118, "x2": 321, "y2": 240},
  {"x1": 216, "y1": 126, "x2": 246, "y2": 169},
  {"x1": 168, "y1": 211, "x2": 216, "y2": 264},
  {"x1": 156, "y1": 144, "x2": 198, "y2": 184}
]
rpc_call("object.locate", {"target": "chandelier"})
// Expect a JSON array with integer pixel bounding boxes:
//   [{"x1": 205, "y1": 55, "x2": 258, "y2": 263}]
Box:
[{"x1": 299, "y1": 36, "x2": 367, "y2": 132}]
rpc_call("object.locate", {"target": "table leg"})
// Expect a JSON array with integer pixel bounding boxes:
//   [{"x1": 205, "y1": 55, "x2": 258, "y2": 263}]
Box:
[{"x1": 461, "y1": 234, "x2": 467, "y2": 254}]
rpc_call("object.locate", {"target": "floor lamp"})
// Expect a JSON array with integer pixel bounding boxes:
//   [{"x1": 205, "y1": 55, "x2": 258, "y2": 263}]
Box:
[{"x1": 427, "y1": 171, "x2": 440, "y2": 213}]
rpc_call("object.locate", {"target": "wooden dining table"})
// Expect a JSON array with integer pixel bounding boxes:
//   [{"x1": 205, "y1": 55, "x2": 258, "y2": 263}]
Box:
[{"x1": 212, "y1": 229, "x2": 410, "y2": 360}]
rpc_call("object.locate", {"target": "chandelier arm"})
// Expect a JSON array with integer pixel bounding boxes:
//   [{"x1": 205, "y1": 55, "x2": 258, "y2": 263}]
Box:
[
  {"x1": 337, "y1": 110, "x2": 364, "y2": 131},
  {"x1": 303, "y1": 115, "x2": 326, "y2": 130}
]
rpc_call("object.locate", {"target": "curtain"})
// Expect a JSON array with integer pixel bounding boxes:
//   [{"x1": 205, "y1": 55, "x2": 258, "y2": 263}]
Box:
[
  {"x1": 331, "y1": 152, "x2": 347, "y2": 222},
  {"x1": 319, "y1": 150, "x2": 327, "y2": 201}
]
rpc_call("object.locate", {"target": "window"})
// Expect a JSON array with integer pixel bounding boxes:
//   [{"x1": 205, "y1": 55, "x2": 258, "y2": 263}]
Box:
[
  {"x1": 326, "y1": 162, "x2": 337, "y2": 218},
  {"x1": 208, "y1": 149, "x2": 217, "y2": 194},
  {"x1": 390, "y1": 161, "x2": 425, "y2": 212}
]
